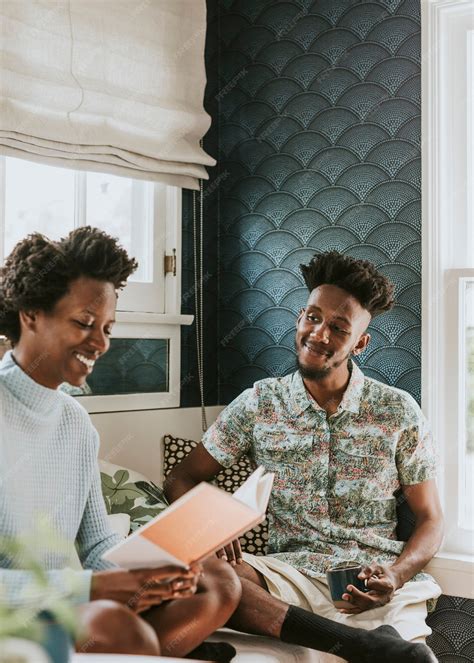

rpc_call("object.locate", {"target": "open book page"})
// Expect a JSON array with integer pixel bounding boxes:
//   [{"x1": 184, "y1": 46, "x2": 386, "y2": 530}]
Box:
[
  {"x1": 103, "y1": 471, "x2": 273, "y2": 569},
  {"x1": 233, "y1": 465, "x2": 274, "y2": 513}
]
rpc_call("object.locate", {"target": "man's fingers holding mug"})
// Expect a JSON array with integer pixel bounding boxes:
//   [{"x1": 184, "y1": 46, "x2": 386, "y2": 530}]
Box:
[
  {"x1": 357, "y1": 564, "x2": 382, "y2": 580},
  {"x1": 340, "y1": 585, "x2": 390, "y2": 613}
]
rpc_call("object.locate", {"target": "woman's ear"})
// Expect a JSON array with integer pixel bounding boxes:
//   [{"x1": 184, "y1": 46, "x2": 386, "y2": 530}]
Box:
[{"x1": 18, "y1": 309, "x2": 38, "y2": 332}]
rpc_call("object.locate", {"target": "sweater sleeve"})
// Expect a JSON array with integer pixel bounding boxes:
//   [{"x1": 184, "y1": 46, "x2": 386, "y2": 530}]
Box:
[
  {"x1": 75, "y1": 448, "x2": 122, "y2": 573},
  {"x1": 0, "y1": 568, "x2": 92, "y2": 607}
]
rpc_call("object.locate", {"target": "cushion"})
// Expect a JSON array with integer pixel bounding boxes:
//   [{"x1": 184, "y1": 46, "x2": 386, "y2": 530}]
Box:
[
  {"x1": 99, "y1": 460, "x2": 168, "y2": 533},
  {"x1": 163, "y1": 435, "x2": 269, "y2": 556},
  {"x1": 106, "y1": 513, "x2": 131, "y2": 538}
]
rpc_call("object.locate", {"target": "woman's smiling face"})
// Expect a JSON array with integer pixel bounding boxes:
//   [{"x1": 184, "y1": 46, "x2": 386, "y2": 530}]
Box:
[{"x1": 16, "y1": 276, "x2": 117, "y2": 389}]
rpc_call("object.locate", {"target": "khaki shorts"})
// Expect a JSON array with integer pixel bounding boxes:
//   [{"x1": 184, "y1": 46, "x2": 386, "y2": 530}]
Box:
[{"x1": 243, "y1": 552, "x2": 442, "y2": 643}]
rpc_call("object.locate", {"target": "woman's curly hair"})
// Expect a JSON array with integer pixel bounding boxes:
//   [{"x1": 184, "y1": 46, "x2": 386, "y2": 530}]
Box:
[
  {"x1": 300, "y1": 251, "x2": 394, "y2": 317},
  {"x1": 0, "y1": 226, "x2": 138, "y2": 344}
]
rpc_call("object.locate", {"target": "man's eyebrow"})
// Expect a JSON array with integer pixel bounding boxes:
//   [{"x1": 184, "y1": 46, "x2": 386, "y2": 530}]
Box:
[
  {"x1": 333, "y1": 315, "x2": 351, "y2": 326},
  {"x1": 307, "y1": 305, "x2": 351, "y2": 326}
]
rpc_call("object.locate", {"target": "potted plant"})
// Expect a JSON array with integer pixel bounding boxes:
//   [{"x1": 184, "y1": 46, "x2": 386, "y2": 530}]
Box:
[{"x1": 0, "y1": 522, "x2": 79, "y2": 663}]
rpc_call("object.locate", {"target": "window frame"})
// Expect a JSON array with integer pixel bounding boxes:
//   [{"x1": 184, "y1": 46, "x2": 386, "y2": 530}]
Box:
[
  {"x1": 422, "y1": 0, "x2": 474, "y2": 567},
  {"x1": 0, "y1": 158, "x2": 193, "y2": 411}
]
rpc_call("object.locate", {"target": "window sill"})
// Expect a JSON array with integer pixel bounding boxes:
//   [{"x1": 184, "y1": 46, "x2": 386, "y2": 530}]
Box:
[
  {"x1": 116, "y1": 312, "x2": 194, "y2": 325},
  {"x1": 425, "y1": 552, "x2": 474, "y2": 598}
]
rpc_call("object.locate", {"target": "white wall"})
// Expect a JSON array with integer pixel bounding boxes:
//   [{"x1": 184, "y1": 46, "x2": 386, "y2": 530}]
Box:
[{"x1": 91, "y1": 405, "x2": 224, "y2": 483}]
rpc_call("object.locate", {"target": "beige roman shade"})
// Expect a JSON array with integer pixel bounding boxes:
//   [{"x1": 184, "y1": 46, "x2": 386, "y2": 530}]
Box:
[{"x1": 0, "y1": 0, "x2": 214, "y2": 189}]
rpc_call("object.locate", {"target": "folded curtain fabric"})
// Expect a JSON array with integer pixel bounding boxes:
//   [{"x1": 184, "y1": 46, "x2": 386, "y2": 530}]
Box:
[{"x1": 0, "y1": 0, "x2": 215, "y2": 189}]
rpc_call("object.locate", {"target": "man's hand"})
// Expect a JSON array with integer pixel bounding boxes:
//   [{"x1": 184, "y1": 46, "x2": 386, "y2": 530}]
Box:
[
  {"x1": 216, "y1": 538, "x2": 243, "y2": 566},
  {"x1": 91, "y1": 564, "x2": 202, "y2": 613},
  {"x1": 338, "y1": 563, "x2": 401, "y2": 614}
]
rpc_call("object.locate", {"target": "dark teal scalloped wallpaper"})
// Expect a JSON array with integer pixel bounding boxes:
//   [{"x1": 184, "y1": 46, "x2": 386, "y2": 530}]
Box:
[
  {"x1": 179, "y1": 3, "x2": 474, "y2": 659},
  {"x1": 216, "y1": 0, "x2": 422, "y2": 404},
  {"x1": 85, "y1": 339, "x2": 168, "y2": 395}
]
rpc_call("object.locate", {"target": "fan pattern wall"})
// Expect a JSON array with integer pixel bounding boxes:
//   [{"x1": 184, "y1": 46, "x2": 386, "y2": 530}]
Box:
[
  {"x1": 178, "y1": 2, "x2": 474, "y2": 657},
  {"x1": 216, "y1": 0, "x2": 422, "y2": 405}
]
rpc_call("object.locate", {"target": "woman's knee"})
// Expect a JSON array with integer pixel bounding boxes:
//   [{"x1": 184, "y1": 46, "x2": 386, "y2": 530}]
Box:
[
  {"x1": 76, "y1": 600, "x2": 160, "y2": 655},
  {"x1": 200, "y1": 557, "x2": 242, "y2": 617}
]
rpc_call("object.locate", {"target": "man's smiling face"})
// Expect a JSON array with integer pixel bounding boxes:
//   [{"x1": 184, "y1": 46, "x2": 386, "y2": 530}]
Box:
[{"x1": 295, "y1": 284, "x2": 371, "y2": 381}]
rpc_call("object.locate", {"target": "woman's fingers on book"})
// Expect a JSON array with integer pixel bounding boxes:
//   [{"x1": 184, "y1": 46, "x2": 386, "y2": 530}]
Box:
[
  {"x1": 137, "y1": 580, "x2": 196, "y2": 604},
  {"x1": 224, "y1": 542, "x2": 236, "y2": 565},
  {"x1": 216, "y1": 539, "x2": 242, "y2": 565},
  {"x1": 135, "y1": 565, "x2": 196, "y2": 582},
  {"x1": 233, "y1": 538, "x2": 243, "y2": 563},
  {"x1": 225, "y1": 539, "x2": 243, "y2": 566}
]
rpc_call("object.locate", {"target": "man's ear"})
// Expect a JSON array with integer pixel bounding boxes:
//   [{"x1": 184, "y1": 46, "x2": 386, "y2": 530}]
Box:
[
  {"x1": 352, "y1": 332, "x2": 371, "y2": 356},
  {"x1": 18, "y1": 310, "x2": 38, "y2": 333}
]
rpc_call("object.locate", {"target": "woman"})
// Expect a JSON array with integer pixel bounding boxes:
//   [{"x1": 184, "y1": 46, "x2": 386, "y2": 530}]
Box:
[{"x1": 0, "y1": 226, "x2": 241, "y2": 659}]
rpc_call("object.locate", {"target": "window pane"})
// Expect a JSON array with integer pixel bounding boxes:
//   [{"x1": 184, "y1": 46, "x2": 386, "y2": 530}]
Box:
[
  {"x1": 61, "y1": 338, "x2": 168, "y2": 396},
  {"x1": 462, "y1": 279, "x2": 474, "y2": 529},
  {"x1": 468, "y1": 30, "x2": 474, "y2": 267},
  {"x1": 4, "y1": 157, "x2": 74, "y2": 258},
  {"x1": 86, "y1": 172, "x2": 153, "y2": 282}
]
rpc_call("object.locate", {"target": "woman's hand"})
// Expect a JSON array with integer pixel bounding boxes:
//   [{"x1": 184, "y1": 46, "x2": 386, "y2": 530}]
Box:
[
  {"x1": 91, "y1": 564, "x2": 202, "y2": 613},
  {"x1": 216, "y1": 539, "x2": 243, "y2": 566}
]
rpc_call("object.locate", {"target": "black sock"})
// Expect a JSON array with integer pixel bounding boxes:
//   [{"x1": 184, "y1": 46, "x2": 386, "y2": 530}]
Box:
[
  {"x1": 280, "y1": 605, "x2": 437, "y2": 663},
  {"x1": 185, "y1": 641, "x2": 237, "y2": 663}
]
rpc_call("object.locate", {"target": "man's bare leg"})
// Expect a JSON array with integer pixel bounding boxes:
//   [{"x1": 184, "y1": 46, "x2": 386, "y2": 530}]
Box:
[
  {"x1": 143, "y1": 556, "x2": 241, "y2": 658},
  {"x1": 226, "y1": 562, "x2": 437, "y2": 663},
  {"x1": 226, "y1": 561, "x2": 285, "y2": 637}
]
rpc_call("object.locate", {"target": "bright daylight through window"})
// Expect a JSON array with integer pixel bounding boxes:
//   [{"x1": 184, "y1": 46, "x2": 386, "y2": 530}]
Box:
[
  {"x1": 2, "y1": 157, "x2": 154, "y2": 292},
  {"x1": 0, "y1": 156, "x2": 186, "y2": 412}
]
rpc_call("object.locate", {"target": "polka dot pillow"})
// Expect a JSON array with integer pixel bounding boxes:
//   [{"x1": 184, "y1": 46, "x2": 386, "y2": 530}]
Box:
[{"x1": 163, "y1": 435, "x2": 268, "y2": 556}]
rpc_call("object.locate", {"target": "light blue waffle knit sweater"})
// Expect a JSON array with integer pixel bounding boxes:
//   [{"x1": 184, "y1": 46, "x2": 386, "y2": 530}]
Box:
[{"x1": 0, "y1": 350, "x2": 121, "y2": 606}]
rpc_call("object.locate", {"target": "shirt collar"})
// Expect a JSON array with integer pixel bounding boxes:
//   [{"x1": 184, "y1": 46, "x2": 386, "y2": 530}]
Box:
[
  {"x1": 291, "y1": 360, "x2": 365, "y2": 416},
  {"x1": 339, "y1": 361, "x2": 365, "y2": 414}
]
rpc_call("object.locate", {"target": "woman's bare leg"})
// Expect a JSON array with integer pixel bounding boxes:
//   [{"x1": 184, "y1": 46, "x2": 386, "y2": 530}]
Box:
[
  {"x1": 143, "y1": 556, "x2": 241, "y2": 658},
  {"x1": 75, "y1": 600, "x2": 160, "y2": 655}
]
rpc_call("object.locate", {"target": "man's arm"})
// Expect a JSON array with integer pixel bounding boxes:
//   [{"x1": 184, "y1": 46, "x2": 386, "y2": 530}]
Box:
[
  {"x1": 340, "y1": 479, "x2": 444, "y2": 614},
  {"x1": 164, "y1": 442, "x2": 224, "y2": 503},
  {"x1": 389, "y1": 478, "x2": 444, "y2": 585}
]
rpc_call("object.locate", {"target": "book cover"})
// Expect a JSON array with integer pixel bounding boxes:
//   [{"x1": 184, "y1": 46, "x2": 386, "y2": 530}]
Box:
[{"x1": 103, "y1": 466, "x2": 273, "y2": 569}]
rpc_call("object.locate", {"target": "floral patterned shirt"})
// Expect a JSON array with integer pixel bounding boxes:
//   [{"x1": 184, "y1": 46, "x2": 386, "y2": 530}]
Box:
[{"x1": 202, "y1": 362, "x2": 437, "y2": 580}]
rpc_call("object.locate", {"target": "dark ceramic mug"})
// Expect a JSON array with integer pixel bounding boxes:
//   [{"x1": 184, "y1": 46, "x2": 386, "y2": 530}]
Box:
[{"x1": 326, "y1": 561, "x2": 368, "y2": 608}]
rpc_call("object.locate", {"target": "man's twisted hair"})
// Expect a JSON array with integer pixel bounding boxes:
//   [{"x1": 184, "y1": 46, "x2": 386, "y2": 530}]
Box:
[
  {"x1": 0, "y1": 226, "x2": 138, "y2": 344},
  {"x1": 300, "y1": 251, "x2": 394, "y2": 317}
]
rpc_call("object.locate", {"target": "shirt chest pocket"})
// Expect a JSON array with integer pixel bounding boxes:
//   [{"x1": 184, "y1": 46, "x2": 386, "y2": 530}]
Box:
[
  {"x1": 253, "y1": 426, "x2": 314, "y2": 471},
  {"x1": 330, "y1": 436, "x2": 396, "y2": 497}
]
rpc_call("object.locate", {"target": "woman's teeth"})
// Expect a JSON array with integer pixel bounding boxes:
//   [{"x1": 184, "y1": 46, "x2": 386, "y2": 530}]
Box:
[{"x1": 75, "y1": 352, "x2": 95, "y2": 369}]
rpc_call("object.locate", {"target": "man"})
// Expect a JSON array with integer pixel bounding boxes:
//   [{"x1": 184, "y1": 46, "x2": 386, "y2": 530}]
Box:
[{"x1": 166, "y1": 252, "x2": 443, "y2": 663}]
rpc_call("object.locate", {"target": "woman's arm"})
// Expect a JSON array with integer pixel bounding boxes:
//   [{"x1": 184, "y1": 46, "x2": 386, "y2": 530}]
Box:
[
  {"x1": 0, "y1": 568, "x2": 93, "y2": 607},
  {"x1": 75, "y1": 460, "x2": 122, "y2": 572}
]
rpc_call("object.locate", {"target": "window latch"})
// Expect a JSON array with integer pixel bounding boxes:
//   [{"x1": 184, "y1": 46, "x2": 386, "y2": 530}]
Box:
[{"x1": 164, "y1": 249, "x2": 177, "y2": 276}]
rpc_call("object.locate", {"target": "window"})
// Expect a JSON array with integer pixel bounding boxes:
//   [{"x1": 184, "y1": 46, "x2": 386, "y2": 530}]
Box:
[
  {"x1": 461, "y1": 278, "x2": 474, "y2": 530},
  {"x1": 0, "y1": 157, "x2": 192, "y2": 411},
  {"x1": 422, "y1": 0, "x2": 474, "y2": 558}
]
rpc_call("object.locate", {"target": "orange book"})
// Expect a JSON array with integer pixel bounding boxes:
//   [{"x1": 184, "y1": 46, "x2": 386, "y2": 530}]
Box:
[{"x1": 103, "y1": 466, "x2": 274, "y2": 569}]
